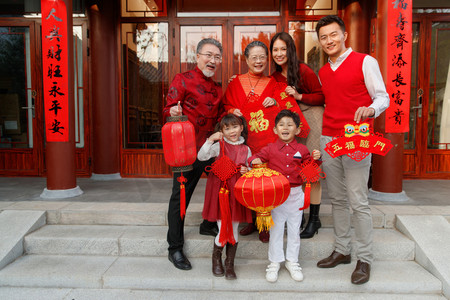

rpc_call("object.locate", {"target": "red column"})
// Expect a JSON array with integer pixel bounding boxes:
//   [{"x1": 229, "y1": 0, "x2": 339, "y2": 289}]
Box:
[
  {"x1": 41, "y1": 0, "x2": 82, "y2": 198},
  {"x1": 89, "y1": 0, "x2": 121, "y2": 179},
  {"x1": 341, "y1": 0, "x2": 374, "y2": 54},
  {"x1": 370, "y1": 0, "x2": 407, "y2": 199}
]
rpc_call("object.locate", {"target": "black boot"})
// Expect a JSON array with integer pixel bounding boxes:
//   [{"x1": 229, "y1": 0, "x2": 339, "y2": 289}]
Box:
[{"x1": 300, "y1": 204, "x2": 321, "y2": 239}]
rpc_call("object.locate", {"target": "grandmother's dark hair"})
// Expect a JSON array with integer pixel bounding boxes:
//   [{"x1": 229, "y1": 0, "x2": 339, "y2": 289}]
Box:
[
  {"x1": 215, "y1": 114, "x2": 248, "y2": 142},
  {"x1": 244, "y1": 41, "x2": 268, "y2": 58},
  {"x1": 270, "y1": 32, "x2": 302, "y2": 92},
  {"x1": 316, "y1": 15, "x2": 346, "y2": 36},
  {"x1": 275, "y1": 109, "x2": 301, "y2": 128},
  {"x1": 197, "y1": 38, "x2": 223, "y2": 54}
]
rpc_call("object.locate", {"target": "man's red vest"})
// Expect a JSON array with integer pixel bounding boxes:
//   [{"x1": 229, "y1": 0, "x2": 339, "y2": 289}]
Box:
[{"x1": 319, "y1": 51, "x2": 373, "y2": 137}]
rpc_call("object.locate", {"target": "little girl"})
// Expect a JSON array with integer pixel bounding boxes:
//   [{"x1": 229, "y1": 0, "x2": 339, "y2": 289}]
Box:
[{"x1": 198, "y1": 114, "x2": 253, "y2": 280}]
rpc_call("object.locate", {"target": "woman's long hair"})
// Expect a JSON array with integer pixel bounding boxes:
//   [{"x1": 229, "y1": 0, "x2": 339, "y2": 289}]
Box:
[{"x1": 270, "y1": 32, "x2": 302, "y2": 92}]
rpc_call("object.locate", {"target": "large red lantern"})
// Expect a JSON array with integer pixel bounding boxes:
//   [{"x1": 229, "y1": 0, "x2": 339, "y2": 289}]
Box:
[
  {"x1": 162, "y1": 115, "x2": 197, "y2": 219},
  {"x1": 234, "y1": 164, "x2": 290, "y2": 232}
]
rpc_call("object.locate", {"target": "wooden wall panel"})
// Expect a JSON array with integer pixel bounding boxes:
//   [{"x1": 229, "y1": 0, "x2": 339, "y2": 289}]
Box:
[
  {"x1": 426, "y1": 153, "x2": 450, "y2": 174},
  {"x1": 121, "y1": 150, "x2": 172, "y2": 177},
  {"x1": 403, "y1": 152, "x2": 416, "y2": 174},
  {"x1": 0, "y1": 150, "x2": 36, "y2": 175}
]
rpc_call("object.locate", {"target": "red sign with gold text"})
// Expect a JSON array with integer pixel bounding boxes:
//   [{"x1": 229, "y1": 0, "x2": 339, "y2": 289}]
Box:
[
  {"x1": 324, "y1": 123, "x2": 393, "y2": 162},
  {"x1": 41, "y1": 0, "x2": 69, "y2": 142},
  {"x1": 385, "y1": 0, "x2": 412, "y2": 133}
]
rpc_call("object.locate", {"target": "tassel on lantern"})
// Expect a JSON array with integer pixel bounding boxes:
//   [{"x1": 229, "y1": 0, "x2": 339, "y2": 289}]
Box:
[
  {"x1": 256, "y1": 211, "x2": 275, "y2": 232},
  {"x1": 177, "y1": 173, "x2": 187, "y2": 219},
  {"x1": 218, "y1": 185, "x2": 236, "y2": 246}
]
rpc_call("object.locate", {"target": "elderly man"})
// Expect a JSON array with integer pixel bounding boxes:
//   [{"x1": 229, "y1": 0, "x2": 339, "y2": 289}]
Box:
[
  {"x1": 315, "y1": 15, "x2": 389, "y2": 284},
  {"x1": 163, "y1": 38, "x2": 224, "y2": 270}
]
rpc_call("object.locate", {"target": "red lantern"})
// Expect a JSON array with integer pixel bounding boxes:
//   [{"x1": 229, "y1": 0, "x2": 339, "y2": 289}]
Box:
[
  {"x1": 162, "y1": 115, "x2": 197, "y2": 219},
  {"x1": 234, "y1": 164, "x2": 290, "y2": 232}
]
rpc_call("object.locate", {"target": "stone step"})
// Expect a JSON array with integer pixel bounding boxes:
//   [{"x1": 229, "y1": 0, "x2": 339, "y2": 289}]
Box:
[
  {"x1": 44, "y1": 203, "x2": 389, "y2": 228},
  {"x1": 0, "y1": 287, "x2": 446, "y2": 300},
  {"x1": 0, "y1": 255, "x2": 442, "y2": 296},
  {"x1": 24, "y1": 225, "x2": 415, "y2": 261}
]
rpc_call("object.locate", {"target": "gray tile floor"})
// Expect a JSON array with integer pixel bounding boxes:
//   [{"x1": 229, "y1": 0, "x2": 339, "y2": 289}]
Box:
[{"x1": 0, "y1": 177, "x2": 449, "y2": 206}]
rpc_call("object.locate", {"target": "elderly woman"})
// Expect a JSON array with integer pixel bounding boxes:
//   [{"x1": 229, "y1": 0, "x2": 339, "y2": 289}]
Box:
[
  {"x1": 270, "y1": 32, "x2": 325, "y2": 239},
  {"x1": 223, "y1": 41, "x2": 280, "y2": 155}
]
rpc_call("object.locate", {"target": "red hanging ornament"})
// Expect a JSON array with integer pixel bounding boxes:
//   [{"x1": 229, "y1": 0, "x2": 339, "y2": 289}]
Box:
[
  {"x1": 162, "y1": 115, "x2": 197, "y2": 219},
  {"x1": 298, "y1": 160, "x2": 326, "y2": 210},
  {"x1": 206, "y1": 140, "x2": 240, "y2": 246}
]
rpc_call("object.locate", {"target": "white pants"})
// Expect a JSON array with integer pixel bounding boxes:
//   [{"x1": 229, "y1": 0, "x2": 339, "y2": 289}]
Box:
[
  {"x1": 215, "y1": 220, "x2": 239, "y2": 247},
  {"x1": 268, "y1": 186, "x2": 304, "y2": 263}
]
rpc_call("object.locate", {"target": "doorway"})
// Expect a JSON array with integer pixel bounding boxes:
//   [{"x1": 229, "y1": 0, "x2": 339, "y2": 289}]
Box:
[
  {"x1": 0, "y1": 21, "x2": 42, "y2": 176},
  {"x1": 0, "y1": 19, "x2": 91, "y2": 176},
  {"x1": 404, "y1": 14, "x2": 450, "y2": 178}
]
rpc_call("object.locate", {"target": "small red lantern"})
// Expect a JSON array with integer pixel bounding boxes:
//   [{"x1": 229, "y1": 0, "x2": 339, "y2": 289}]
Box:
[
  {"x1": 234, "y1": 164, "x2": 290, "y2": 232},
  {"x1": 162, "y1": 115, "x2": 197, "y2": 219}
]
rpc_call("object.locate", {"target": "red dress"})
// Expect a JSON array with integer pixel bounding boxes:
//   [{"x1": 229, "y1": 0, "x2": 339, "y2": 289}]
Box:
[{"x1": 202, "y1": 141, "x2": 252, "y2": 223}]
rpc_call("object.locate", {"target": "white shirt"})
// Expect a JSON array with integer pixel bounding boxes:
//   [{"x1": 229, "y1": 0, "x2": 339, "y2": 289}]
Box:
[{"x1": 327, "y1": 48, "x2": 390, "y2": 118}]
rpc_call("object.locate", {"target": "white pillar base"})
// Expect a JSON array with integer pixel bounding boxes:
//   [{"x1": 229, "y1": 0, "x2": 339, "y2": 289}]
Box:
[
  {"x1": 368, "y1": 188, "x2": 410, "y2": 202},
  {"x1": 40, "y1": 186, "x2": 83, "y2": 199},
  {"x1": 91, "y1": 173, "x2": 122, "y2": 181}
]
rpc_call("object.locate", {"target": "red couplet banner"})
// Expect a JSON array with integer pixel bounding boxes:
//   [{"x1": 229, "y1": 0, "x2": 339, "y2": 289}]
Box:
[
  {"x1": 41, "y1": 0, "x2": 69, "y2": 142},
  {"x1": 385, "y1": 0, "x2": 412, "y2": 133}
]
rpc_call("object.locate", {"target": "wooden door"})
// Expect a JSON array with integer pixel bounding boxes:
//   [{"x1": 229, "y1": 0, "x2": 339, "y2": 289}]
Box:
[
  {"x1": 0, "y1": 21, "x2": 42, "y2": 176},
  {"x1": 404, "y1": 14, "x2": 450, "y2": 178}
]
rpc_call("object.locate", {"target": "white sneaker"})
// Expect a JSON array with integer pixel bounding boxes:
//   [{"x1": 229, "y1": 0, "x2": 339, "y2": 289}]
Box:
[
  {"x1": 285, "y1": 261, "x2": 304, "y2": 281},
  {"x1": 265, "y1": 262, "x2": 280, "y2": 282}
]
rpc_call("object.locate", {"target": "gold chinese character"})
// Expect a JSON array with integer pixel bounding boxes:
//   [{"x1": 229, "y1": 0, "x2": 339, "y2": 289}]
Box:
[
  {"x1": 332, "y1": 143, "x2": 343, "y2": 153},
  {"x1": 360, "y1": 140, "x2": 370, "y2": 148},
  {"x1": 374, "y1": 141, "x2": 386, "y2": 151},
  {"x1": 285, "y1": 101, "x2": 293, "y2": 109},
  {"x1": 249, "y1": 110, "x2": 269, "y2": 133},
  {"x1": 345, "y1": 141, "x2": 355, "y2": 150},
  {"x1": 280, "y1": 92, "x2": 288, "y2": 100}
]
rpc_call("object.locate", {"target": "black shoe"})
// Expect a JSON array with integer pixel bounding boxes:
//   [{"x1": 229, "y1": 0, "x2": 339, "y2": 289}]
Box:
[
  {"x1": 199, "y1": 220, "x2": 219, "y2": 237},
  {"x1": 168, "y1": 250, "x2": 192, "y2": 270}
]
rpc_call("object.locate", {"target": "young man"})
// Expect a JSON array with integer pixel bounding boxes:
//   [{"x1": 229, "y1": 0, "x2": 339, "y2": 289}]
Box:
[
  {"x1": 249, "y1": 110, "x2": 321, "y2": 283},
  {"x1": 315, "y1": 15, "x2": 389, "y2": 284},
  {"x1": 163, "y1": 38, "x2": 224, "y2": 270}
]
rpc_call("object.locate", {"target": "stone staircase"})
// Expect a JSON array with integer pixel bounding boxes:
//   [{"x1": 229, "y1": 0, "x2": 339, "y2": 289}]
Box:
[{"x1": 0, "y1": 204, "x2": 447, "y2": 300}]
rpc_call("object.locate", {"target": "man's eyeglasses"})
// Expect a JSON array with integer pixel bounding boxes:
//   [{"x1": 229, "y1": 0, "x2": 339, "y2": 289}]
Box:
[
  {"x1": 198, "y1": 52, "x2": 222, "y2": 62},
  {"x1": 249, "y1": 55, "x2": 267, "y2": 62}
]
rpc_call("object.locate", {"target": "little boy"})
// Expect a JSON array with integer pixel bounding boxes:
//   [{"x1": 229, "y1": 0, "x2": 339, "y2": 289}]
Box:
[{"x1": 249, "y1": 110, "x2": 321, "y2": 282}]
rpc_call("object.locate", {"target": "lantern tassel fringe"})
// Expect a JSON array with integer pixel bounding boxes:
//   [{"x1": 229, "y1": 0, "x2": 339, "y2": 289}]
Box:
[
  {"x1": 256, "y1": 214, "x2": 274, "y2": 232},
  {"x1": 177, "y1": 173, "x2": 188, "y2": 219}
]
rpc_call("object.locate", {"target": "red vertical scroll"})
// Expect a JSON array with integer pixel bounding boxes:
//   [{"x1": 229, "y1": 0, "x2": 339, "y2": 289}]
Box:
[
  {"x1": 385, "y1": 0, "x2": 412, "y2": 133},
  {"x1": 41, "y1": 0, "x2": 69, "y2": 142}
]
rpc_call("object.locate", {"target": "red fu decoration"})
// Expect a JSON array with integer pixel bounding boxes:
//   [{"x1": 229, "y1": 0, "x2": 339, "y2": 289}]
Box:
[
  {"x1": 162, "y1": 115, "x2": 197, "y2": 219},
  {"x1": 234, "y1": 164, "x2": 290, "y2": 232},
  {"x1": 298, "y1": 160, "x2": 326, "y2": 210},
  {"x1": 324, "y1": 123, "x2": 393, "y2": 162},
  {"x1": 206, "y1": 140, "x2": 240, "y2": 246}
]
